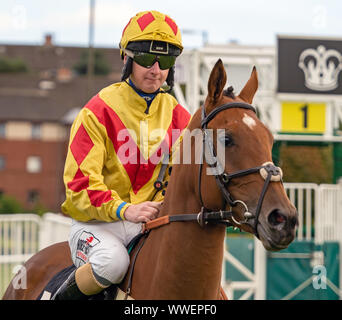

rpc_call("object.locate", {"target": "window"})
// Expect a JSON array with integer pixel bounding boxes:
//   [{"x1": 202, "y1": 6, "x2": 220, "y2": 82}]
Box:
[
  {"x1": 32, "y1": 123, "x2": 41, "y2": 139},
  {"x1": 27, "y1": 190, "x2": 39, "y2": 204},
  {"x1": 0, "y1": 123, "x2": 5, "y2": 138},
  {"x1": 26, "y1": 156, "x2": 42, "y2": 173},
  {"x1": 0, "y1": 155, "x2": 5, "y2": 170}
]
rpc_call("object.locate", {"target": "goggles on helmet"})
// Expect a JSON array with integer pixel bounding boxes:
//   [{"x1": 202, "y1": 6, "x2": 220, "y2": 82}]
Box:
[{"x1": 125, "y1": 50, "x2": 176, "y2": 70}]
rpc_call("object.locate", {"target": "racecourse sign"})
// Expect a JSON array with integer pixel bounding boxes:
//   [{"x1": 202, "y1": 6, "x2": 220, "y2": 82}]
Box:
[
  {"x1": 277, "y1": 36, "x2": 342, "y2": 94},
  {"x1": 281, "y1": 101, "x2": 326, "y2": 134}
]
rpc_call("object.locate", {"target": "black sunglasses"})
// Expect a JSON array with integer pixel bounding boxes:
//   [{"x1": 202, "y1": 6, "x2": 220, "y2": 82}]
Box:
[{"x1": 125, "y1": 50, "x2": 176, "y2": 70}]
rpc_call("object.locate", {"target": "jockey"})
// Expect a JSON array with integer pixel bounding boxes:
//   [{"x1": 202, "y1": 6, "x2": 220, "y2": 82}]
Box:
[{"x1": 53, "y1": 10, "x2": 191, "y2": 300}]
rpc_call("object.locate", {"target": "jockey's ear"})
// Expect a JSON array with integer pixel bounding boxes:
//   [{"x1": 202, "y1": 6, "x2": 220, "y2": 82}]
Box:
[
  {"x1": 207, "y1": 59, "x2": 227, "y2": 103},
  {"x1": 238, "y1": 66, "x2": 258, "y2": 104}
]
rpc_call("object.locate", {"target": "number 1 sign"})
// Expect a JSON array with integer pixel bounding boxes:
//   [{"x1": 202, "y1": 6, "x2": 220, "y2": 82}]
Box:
[{"x1": 281, "y1": 102, "x2": 326, "y2": 134}]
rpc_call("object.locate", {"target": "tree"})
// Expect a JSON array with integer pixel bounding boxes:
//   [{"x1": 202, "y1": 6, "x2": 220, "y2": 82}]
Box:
[
  {"x1": 0, "y1": 195, "x2": 24, "y2": 214},
  {"x1": 0, "y1": 57, "x2": 28, "y2": 73},
  {"x1": 73, "y1": 49, "x2": 110, "y2": 75}
]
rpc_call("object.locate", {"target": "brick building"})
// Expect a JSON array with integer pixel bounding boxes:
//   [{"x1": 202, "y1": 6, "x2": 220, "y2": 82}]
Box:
[{"x1": 0, "y1": 35, "x2": 123, "y2": 212}]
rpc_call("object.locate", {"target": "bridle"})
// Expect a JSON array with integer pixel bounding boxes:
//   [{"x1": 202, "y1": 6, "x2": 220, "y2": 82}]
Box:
[
  {"x1": 198, "y1": 101, "x2": 283, "y2": 238},
  {"x1": 142, "y1": 101, "x2": 283, "y2": 239}
]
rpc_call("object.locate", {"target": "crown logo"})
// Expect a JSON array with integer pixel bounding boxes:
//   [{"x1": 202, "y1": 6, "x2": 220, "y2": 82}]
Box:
[{"x1": 298, "y1": 45, "x2": 342, "y2": 91}]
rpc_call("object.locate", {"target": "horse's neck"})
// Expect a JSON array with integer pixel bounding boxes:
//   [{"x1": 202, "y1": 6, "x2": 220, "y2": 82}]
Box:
[{"x1": 132, "y1": 155, "x2": 226, "y2": 299}]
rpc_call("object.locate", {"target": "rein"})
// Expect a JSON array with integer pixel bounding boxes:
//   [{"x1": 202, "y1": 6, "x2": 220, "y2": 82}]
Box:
[
  {"x1": 143, "y1": 102, "x2": 283, "y2": 238},
  {"x1": 142, "y1": 207, "x2": 234, "y2": 233}
]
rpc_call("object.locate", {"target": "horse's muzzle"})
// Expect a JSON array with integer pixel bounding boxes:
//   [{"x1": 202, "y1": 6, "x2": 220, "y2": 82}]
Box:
[{"x1": 258, "y1": 207, "x2": 298, "y2": 251}]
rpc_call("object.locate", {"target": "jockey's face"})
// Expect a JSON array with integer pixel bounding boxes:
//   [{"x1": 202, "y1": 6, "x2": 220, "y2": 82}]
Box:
[{"x1": 127, "y1": 55, "x2": 169, "y2": 93}]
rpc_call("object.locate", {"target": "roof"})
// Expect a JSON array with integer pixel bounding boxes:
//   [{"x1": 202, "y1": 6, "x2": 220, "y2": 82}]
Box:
[
  {"x1": 0, "y1": 73, "x2": 118, "y2": 123},
  {"x1": 0, "y1": 43, "x2": 122, "y2": 74},
  {"x1": 0, "y1": 43, "x2": 123, "y2": 123}
]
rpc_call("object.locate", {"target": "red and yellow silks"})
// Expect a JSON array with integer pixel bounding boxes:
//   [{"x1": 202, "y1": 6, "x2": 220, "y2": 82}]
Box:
[{"x1": 61, "y1": 82, "x2": 191, "y2": 222}]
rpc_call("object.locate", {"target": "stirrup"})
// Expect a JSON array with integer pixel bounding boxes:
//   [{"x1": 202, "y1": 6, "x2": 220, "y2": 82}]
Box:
[{"x1": 51, "y1": 270, "x2": 88, "y2": 300}]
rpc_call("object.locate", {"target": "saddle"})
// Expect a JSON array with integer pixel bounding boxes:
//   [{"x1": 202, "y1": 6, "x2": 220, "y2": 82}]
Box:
[{"x1": 37, "y1": 233, "x2": 145, "y2": 300}]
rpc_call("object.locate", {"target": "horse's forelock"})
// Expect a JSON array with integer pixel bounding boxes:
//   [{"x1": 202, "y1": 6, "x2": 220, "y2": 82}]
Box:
[{"x1": 223, "y1": 85, "x2": 235, "y2": 99}]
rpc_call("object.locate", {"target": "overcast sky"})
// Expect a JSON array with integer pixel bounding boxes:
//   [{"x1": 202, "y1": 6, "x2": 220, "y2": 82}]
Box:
[{"x1": 1, "y1": 0, "x2": 342, "y2": 48}]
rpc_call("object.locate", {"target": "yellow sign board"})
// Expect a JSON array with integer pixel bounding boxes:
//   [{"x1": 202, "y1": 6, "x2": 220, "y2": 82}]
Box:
[{"x1": 281, "y1": 102, "x2": 326, "y2": 133}]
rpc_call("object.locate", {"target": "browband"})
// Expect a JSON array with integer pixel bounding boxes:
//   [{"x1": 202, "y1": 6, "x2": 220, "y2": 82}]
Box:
[{"x1": 201, "y1": 102, "x2": 256, "y2": 128}]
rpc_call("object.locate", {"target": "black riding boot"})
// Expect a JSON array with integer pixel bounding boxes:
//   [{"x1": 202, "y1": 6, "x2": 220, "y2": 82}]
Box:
[{"x1": 52, "y1": 270, "x2": 88, "y2": 300}]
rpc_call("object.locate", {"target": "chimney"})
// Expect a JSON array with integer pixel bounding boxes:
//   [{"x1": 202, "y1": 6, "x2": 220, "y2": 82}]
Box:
[{"x1": 44, "y1": 33, "x2": 53, "y2": 47}]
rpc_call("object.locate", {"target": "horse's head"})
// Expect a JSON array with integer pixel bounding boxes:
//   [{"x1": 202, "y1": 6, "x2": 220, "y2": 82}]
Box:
[{"x1": 197, "y1": 59, "x2": 298, "y2": 251}]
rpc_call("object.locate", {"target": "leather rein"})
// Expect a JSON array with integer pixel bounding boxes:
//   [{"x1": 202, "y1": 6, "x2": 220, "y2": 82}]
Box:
[{"x1": 143, "y1": 102, "x2": 283, "y2": 238}]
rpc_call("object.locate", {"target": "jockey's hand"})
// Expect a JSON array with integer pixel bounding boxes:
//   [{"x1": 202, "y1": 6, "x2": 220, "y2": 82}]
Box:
[{"x1": 123, "y1": 201, "x2": 162, "y2": 223}]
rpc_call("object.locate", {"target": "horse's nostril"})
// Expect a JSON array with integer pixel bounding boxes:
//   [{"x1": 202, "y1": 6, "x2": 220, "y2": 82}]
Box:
[
  {"x1": 268, "y1": 209, "x2": 287, "y2": 227},
  {"x1": 289, "y1": 216, "x2": 298, "y2": 229}
]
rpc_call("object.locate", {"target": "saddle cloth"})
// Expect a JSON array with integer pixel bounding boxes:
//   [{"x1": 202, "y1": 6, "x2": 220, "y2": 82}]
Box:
[
  {"x1": 37, "y1": 264, "x2": 133, "y2": 300},
  {"x1": 36, "y1": 233, "x2": 144, "y2": 300}
]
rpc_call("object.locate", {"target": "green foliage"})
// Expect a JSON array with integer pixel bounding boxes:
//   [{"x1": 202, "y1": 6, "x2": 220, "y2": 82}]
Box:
[
  {"x1": 0, "y1": 195, "x2": 24, "y2": 214},
  {"x1": 73, "y1": 49, "x2": 110, "y2": 75},
  {"x1": 30, "y1": 202, "x2": 49, "y2": 216},
  {"x1": 0, "y1": 195, "x2": 49, "y2": 216},
  {"x1": 279, "y1": 144, "x2": 333, "y2": 184},
  {"x1": 0, "y1": 56, "x2": 28, "y2": 73}
]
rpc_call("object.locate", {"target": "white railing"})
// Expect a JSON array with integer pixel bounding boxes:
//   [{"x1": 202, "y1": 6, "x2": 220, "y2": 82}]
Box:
[
  {"x1": 39, "y1": 213, "x2": 71, "y2": 250},
  {"x1": 0, "y1": 214, "x2": 41, "y2": 264},
  {"x1": 222, "y1": 182, "x2": 342, "y2": 300},
  {"x1": 222, "y1": 238, "x2": 266, "y2": 300},
  {"x1": 1, "y1": 183, "x2": 342, "y2": 299},
  {"x1": 284, "y1": 183, "x2": 318, "y2": 241},
  {"x1": 316, "y1": 184, "x2": 342, "y2": 244},
  {"x1": 0, "y1": 213, "x2": 71, "y2": 297}
]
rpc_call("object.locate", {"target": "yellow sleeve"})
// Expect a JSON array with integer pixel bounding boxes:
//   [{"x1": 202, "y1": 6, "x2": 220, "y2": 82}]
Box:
[{"x1": 61, "y1": 107, "x2": 131, "y2": 222}]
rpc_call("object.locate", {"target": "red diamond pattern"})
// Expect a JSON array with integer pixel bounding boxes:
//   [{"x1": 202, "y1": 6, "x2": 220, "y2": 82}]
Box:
[
  {"x1": 87, "y1": 190, "x2": 112, "y2": 207},
  {"x1": 84, "y1": 95, "x2": 191, "y2": 195},
  {"x1": 70, "y1": 124, "x2": 94, "y2": 166},
  {"x1": 165, "y1": 16, "x2": 178, "y2": 35},
  {"x1": 122, "y1": 18, "x2": 132, "y2": 36},
  {"x1": 137, "y1": 12, "x2": 155, "y2": 31},
  {"x1": 67, "y1": 168, "x2": 89, "y2": 192}
]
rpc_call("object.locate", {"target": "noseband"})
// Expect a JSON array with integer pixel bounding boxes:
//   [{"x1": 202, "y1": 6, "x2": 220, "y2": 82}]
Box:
[{"x1": 198, "y1": 102, "x2": 283, "y2": 238}]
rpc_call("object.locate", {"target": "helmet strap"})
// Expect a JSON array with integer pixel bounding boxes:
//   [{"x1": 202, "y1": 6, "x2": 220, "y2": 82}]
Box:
[
  {"x1": 165, "y1": 66, "x2": 175, "y2": 93},
  {"x1": 121, "y1": 57, "x2": 133, "y2": 81}
]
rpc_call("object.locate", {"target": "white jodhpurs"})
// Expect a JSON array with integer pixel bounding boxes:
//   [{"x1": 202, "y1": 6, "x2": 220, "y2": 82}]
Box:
[{"x1": 69, "y1": 219, "x2": 142, "y2": 286}]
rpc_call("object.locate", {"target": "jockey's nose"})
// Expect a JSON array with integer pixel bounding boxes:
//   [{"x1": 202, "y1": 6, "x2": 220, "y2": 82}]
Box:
[{"x1": 150, "y1": 61, "x2": 161, "y2": 72}]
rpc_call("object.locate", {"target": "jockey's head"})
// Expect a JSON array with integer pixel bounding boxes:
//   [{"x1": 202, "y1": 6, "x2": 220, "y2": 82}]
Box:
[{"x1": 119, "y1": 10, "x2": 183, "y2": 91}]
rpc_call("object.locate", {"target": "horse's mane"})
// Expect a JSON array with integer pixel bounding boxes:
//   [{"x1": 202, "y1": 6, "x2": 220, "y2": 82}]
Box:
[{"x1": 223, "y1": 85, "x2": 235, "y2": 99}]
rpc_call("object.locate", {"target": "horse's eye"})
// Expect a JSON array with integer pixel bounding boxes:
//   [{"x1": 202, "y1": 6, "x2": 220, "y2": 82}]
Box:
[{"x1": 219, "y1": 134, "x2": 234, "y2": 147}]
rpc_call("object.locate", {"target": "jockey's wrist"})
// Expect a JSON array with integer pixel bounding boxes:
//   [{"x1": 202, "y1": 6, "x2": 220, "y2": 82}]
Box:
[
  {"x1": 115, "y1": 201, "x2": 131, "y2": 221},
  {"x1": 121, "y1": 203, "x2": 131, "y2": 221}
]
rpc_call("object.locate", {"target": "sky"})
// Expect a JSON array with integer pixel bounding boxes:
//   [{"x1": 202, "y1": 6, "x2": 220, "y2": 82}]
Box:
[{"x1": 1, "y1": 0, "x2": 342, "y2": 49}]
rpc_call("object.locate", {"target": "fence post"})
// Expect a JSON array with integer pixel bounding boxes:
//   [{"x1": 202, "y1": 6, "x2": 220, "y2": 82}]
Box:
[{"x1": 254, "y1": 238, "x2": 267, "y2": 299}]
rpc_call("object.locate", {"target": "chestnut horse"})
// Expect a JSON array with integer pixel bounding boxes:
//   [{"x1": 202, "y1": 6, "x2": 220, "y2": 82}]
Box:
[{"x1": 3, "y1": 59, "x2": 298, "y2": 300}]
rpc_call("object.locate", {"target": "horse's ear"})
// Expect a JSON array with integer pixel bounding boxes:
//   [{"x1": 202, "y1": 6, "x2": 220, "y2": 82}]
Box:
[
  {"x1": 207, "y1": 59, "x2": 227, "y2": 103},
  {"x1": 238, "y1": 66, "x2": 258, "y2": 104}
]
